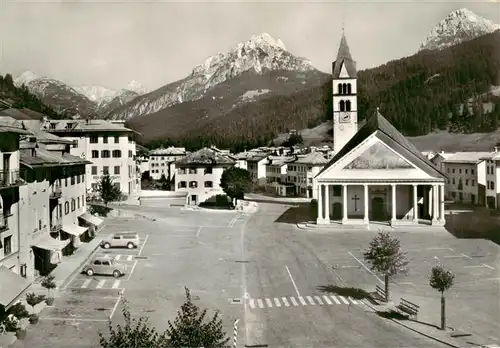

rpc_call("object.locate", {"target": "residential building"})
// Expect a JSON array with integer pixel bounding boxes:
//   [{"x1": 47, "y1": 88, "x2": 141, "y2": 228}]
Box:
[
  {"x1": 137, "y1": 155, "x2": 150, "y2": 175},
  {"x1": 286, "y1": 152, "x2": 328, "y2": 198},
  {"x1": 0, "y1": 117, "x2": 32, "y2": 309},
  {"x1": 479, "y1": 148, "x2": 500, "y2": 209},
  {"x1": 174, "y1": 148, "x2": 234, "y2": 205},
  {"x1": 430, "y1": 151, "x2": 454, "y2": 173},
  {"x1": 149, "y1": 147, "x2": 186, "y2": 181},
  {"x1": 266, "y1": 155, "x2": 296, "y2": 196},
  {"x1": 43, "y1": 119, "x2": 140, "y2": 199},
  {"x1": 441, "y1": 152, "x2": 489, "y2": 205},
  {"x1": 234, "y1": 151, "x2": 269, "y2": 186}
]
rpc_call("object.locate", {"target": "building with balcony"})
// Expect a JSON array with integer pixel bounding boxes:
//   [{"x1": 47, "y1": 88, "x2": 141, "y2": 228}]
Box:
[
  {"x1": 174, "y1": 148, "x2": 234, "y2": 205},
  {"x1": 149, "y1": 147, "x2": 187, "y2": 182},
  {"x1": 43, "y1": 119, "x2": 140, "y2": 200},
  {"x1": 265, "y1": 155, "x2": 296, "y2": 196},
  {"x1": 286, "y1": 152, "x2": 328, "y2": 198},
  {"x1": 0, "y1": 117, "x2": 32, "y2": 309}
]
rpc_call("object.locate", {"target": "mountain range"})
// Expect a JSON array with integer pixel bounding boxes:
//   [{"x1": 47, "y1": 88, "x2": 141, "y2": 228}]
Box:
[{"x1": 7, "y1": 8, "x2": 500, "y2": 151}]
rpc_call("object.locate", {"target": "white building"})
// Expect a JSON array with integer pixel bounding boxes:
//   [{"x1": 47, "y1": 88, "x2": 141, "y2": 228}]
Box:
[
  {"x1": 233, "y1": 151, "x2": 269, "y2": 186},
  {"x1": 266, "y1": 155, "x2": 296, "y2": 196},
  {"x1": 149, "y1": 147, "x2": 186, "y2": 181},
  {"x1": 174, "y1": 148, "x2": 234, "y2": 205},
  {"x1": 479, "y1": 149, "x2": 500, "y2": 209},
  {"x1": 44, "y1": 119, "x2": 140, "y2": 199},
  {"x1": 286, "y1": 152, "x2": 328, "y2": 198}
]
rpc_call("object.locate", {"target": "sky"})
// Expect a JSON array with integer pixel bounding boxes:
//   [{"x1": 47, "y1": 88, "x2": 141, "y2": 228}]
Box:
[{"x1": 0, "y1": 0, "x2": 498, "y2": 91}]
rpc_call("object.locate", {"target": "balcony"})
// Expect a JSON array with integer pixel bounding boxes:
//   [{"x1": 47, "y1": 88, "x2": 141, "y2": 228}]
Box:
[
  {"x1": 50, "y1": 187, "x2": 62, "y2": 200},
  {"x1": 50, "y1": 224, "x2": 62, "y2": 233},
  {"x1": 0, "y1": 170, "x2": 24, "y2": 188}
]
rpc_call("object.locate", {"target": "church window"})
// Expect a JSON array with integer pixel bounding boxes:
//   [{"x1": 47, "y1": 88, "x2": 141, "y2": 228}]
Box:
[
  {"x1": 339, "y1": 100, "x2": 345, "y2": 112},
  {"x1": 347, "y1": 83, "x2": 352, "y2": 94},
  {"x1": 337, "y1": 83, "x2": 342, "y2": 95},
  {"x1": 345, "y1": 100, "x2": 351, "y2": 111},
  {"x1": 342, "y1": 83, "x2": 347, "y2": 94}
]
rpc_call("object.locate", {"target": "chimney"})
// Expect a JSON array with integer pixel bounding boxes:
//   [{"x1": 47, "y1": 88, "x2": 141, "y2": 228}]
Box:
[{"x1": 440, "y1": 149, "x2": 444, "y2": 154}]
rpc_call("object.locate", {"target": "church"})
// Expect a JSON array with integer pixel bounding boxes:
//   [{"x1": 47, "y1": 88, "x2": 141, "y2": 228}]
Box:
[{"x1": 314, "y1": 32, "x2": 447, "y2": 227}]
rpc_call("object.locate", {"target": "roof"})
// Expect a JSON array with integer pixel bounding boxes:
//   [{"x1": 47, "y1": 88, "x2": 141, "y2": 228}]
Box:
[
  {"x1": 20, "y1": 143, "x2": 90, "y2": 168},
  {"x1": 0, "y1": 266, "x2": 31, "y2": 307},
  {"x1": 20, "y1": 120, "x2": 73, "y2": 144},
  {"x1": 267, "y1": 155, "x2": 295, "y2": 167},
  {"x1": 443, "y1": 152, "x2": 491, "y2": 164},
  {"x1": 332, "y1": 32, "x2": 357, "y2": 79},
  {"x1": 317, "y1": 110, "x2": 447, "y2": 179},
  {"x1": 294, "y1": 152, "x2": 328, "y2": 165},
  {"x1": 234, "y1": 151, "x2": 269, "y2": 162},
  {"x1": 0, "y1": 116, "x2": 32, "y2": 135},
  {"x1": 45, "y1": 119, "x2": 137, "y2": 134},
  {"x1": 0, "y1": 108, "x2": 46, "y2": 120},
  {"x1": 150, "y1": 147, "x2": 186, "y2": 156},
  {"x1": 175, "y1": 147, "x2": 235, "y2": 166}
]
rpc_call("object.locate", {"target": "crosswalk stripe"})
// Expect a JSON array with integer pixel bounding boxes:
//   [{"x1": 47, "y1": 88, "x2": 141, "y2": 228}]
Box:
[
  {"x1": 330, "y1": 295, "x2": 341, "y2": 304},
  {"x1": 282, "y1": 297, "x2": 290, "y2": 307},
  {"x1": 265, "y1": 299, "x2": 273, "y2": 307},
  {"x1": 306, "y1": 296, "x2": 316, "y2": 305},
  {"x1": 249, "y1": 299, "x2": 255, "y2": 309},
  {"x1": 339, "y1": 296, "x2": 350, "y2": 304},
  {"x1": 273, "y1": 298, "x2": 281, "y2": 307},
  {"x1": 315, "y1": 296, "x2": 324, "y2": 305},
  {"x1": 298, "y1": 296, "x2": 307, "y2": 305},
  {"x1": 290, "y1": 297, "x2": 299, "y2": 306},
  {"x1": 322, "y1": 295, "x2": 333, "y2": 305},
  {"x1": 81, "y1": 279, "x2": 91, "y2": 289},
  {"x1": 350, "y1": 297, "x2": 358, "y2": 304},
  {"x1": 111, "y1": 280, "x2": 120, "y2": 289},
  {"x1": 96, "y1": 280, "x2": 106, "y2": 289},
  {"x1": 257, "y1": 299, "x2": 264, "y2": 309},
  {"x1": 115, "y1": 255, "x2": 121, "y2": 261},
  {"x1": 127, "y1": 255, "x2": 134, "y2": 261}
]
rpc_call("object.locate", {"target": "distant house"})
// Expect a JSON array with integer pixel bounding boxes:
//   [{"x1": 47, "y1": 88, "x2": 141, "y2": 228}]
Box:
[
  {"x1": 149, "y1": 147, "x2": 187, "y2": 182},
  {"x1": 174, "y1": 147, "x2": 235, "y2": 205},
  {"x1": 286, "y1": 152, "x2": 328, "y2": 198}
]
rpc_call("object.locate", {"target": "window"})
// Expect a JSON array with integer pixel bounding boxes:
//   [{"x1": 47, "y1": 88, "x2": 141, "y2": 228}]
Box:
[
  {"x1": 347, "y1": 83, "x2": 352, "y2": 94},
  {"x1": 82, "y1": 174, "x2": 85, "y2": 182},
  {"x1": 82, "y1": 195, "x2": 84, "y2": 205},
  {"x1": 77, "y1": 174, "x2": 81, "y2": 184},
  {"x1": 101, "y1": 150, "x2": 110, "y2": 158},
  {"x1": 189, "y1": 168, "x2": 197, "y2": 174},
  {"x1": 452, "y1": 168, "x2": 455, "y2": 173},
  {"x1": 71, "y1": 176, "x2": 75, "y2": 185},
  {"x1": 472, "y1": 169, "x2": 475, "y2": 175},
  {"x1": 204, "y1": 181, "x2": 213, "y2": 188},
  {"x1": 114, "y1": 136, "x2": 120, "y2": 143},
  {"x1": 3, "y1": 236, "x2": 12, "y2": 255},
  {"x1": 465, "y1": 169, "x2": 468, "y2": 174},
  {"x1": 90, "y1": 136, "x2": 98, "y2": 144},
  {"x1": 65, "y1": 177, "x2": 68, "y2": 187},
  {"x1": 459, "y1": 169, "x2": 462, "y2": 174},
  {"x1": 447, "y1": 168, "x2": 450, "y2": 173},
  {"x1": 65, "y1": 202, "x2": 69, "y2": 215},
  {"x1": 77, "y1": 197, "x2": 80, "y2": 208},
  {"x1": 337, "y1": 83, "x2": 342, "y2": 95},
  {"x1": 58, "y1": 203, "x2": 62, "y2": 218},
  {"x1": 178, "y1": 168, "x2": 186, "y2": 175},
  {"x1": 112, "y1": 150, "x2": 122, "y2": 158},
  {"x1": 71, "y1": 199, "x2": 76, "y2": 211},
  {"x1": 91, "y1": 166, "x2": 97, "y2": 175},
  {"x1": 452, "y1": 178, "x2": 455, "y2": 185},
  {"x1": 128, "y1": 150, "x2": 133, "y2": 158},
  {"x1": 103, "y1": 136, "x2": 108, "y2": 144},
  {"x1": 339, "y1": 100, "x2": 345, "y2": 112},
  {"x1": 465, "y1": 179, "x2": 469, "y2": 186},
  {"x1": 94, "y1": 260, "x2": 102, "y2": 265},
  {"x1": 92, "y1": 150, "x2": 99, "y2": 158},
  {"x1": 472, "y1": 180, "x2": 475, "y2": 186},
  {"x1": 189, "y1": 181, "x2": 197, "y2": 188},
  {"x1": 178, "y1": 181, "x2": 187, "y2": 188},
  {"x1": 345, "y1": 100, "x2": 351, "y2": 111},
  {"x1": 103, "y1": 166, "x2": 109, "y2": 175},
  {"x1": 492, "y1": 182, "x2": 495, "y2": 190},
  {"x1": 102, "y1": 261, "x2": 110, "y2": 266},
  {"x1": 204, "y1": 167, "x2": 213, "y2": 174},
  {"x1": 114, "y1": 166, "x2": 120, "y2": 175}
]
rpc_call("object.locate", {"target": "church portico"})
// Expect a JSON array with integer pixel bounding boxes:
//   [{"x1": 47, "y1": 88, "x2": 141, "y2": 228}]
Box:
[{"x1": 316, "y1": 181, "x2": 446, "y2": 227}]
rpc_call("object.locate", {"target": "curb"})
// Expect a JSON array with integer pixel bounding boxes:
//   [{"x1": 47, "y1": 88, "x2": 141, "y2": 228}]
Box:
[
  {"x1": 59, "y1": 242, "x2": 101, "y2": 291},
  {"x1": 361, "y1": 299, "x2": 460, "y2": 348}
]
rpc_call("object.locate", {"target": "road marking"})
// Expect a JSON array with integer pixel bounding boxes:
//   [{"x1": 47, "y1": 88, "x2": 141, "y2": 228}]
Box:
[
  {"x1": 348, "y1": 251, "x2": 384, "y2": 284},
  {"x1": 443, "y1": 255, "x2": 467, "y2": 258},
  {"x1": 482, "y1": 263, "x2": 495, "y2": 269},
  {"x1": 339, "y1": 296, "x2": 350, "y2": 304},
  {"x1": 289, "y1": 297, "x2": 299, "y2": 306},
  {"x1": 314, "y1": 296, "x2": 324, "y2": 305},
  {"x1": 350, "y1": 297, "x2": 358, "y2": 304},
  {"x1": 330, "y1": 295, "x2": 341, "y2": 304},
  {"x1": 96, "y1": 280, "x2": 106, "y2": 289},
  {"x1": 81, "y1": 279, "x2": 91, "y2": 289},
  {"x1": 228, "y1": 216, "x2": 238, "y2": 227},
  {"x1": 484, "y1": 277, "x2": 500, "y2": 281},
  {"x1": 273, "y1": 298, "x2": 281, "y2": 307},
  {"x1": 115, "y1": 255, "x2": 121, "y2": 261},
  {"x1": 138, "y1": 234, "x2": 149, "y2": 256},
  {"x1": 249, "y1": 299, "x2": 255, "y2": 309},
  {"x1": 62, "y1": 245, "x2": 100, "y2": 291},
  {"x1": 257, "y1": 299, "x2": 264, "y2": 309},
  {"x1": 111, "y1": 280, "x2": 121, "y2": 289},
  {"x1": 460, "y1": 253, "x2": 472, "y2": 259},
  {"x1": 298, "y1": 296, "x2": 307, "y2": 306},
  {"x1": 126, "y1": 255, "x2": 134, "y2": 261},
  {"x1": 306, "y1": 296, "x2": 316, "y2": 305},
  {"x1": 196, "y1": 227, "x2": 202, "y2": 237},
  {"x1": 285, "y1": 265, "x2": 301, "y2": 297},
  {"x1": 109, "y1": 289, "x2": 125, "y2": 320},
  {"x1": 282, "y1": 297, "x2": 290, "y2": 307},
  {"x1": 265, "y1": 298, "x2": 273, "y2": 307},
  {"x1": 427, "y1": 247, "x2": 453, "y2": 251},
  {"x1": 464, "y1": 265, "x2": 489, "y2": 269},
  {"x1": 127, "y1": 260, "x2": 138, "y2": 281},
  {"x1": 322, "y1": 295, "x2": 332, "y2": 305},
  {"x1": 40, "y1": 317, "x2": 108, "y2": 322}
]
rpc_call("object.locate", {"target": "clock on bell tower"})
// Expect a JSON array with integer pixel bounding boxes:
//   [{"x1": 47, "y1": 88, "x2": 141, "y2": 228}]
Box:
[{"x1": 332, "y1": 30, "x2": 358, "y2": 154}]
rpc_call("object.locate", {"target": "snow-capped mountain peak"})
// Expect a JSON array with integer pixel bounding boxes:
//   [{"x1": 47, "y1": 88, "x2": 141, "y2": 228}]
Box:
[
  {"x1": 126, "y1": 80, "x2": 148, "y2": 94},
  {"x1": 72, "y1": 85, "x2": 119, "y2": 103},
  {"x1": 14, "y1": 70, "x2": 39, "y2": 86},
  {"x1": 419, "y1": 8, "x2": 500, "y2": 51}
]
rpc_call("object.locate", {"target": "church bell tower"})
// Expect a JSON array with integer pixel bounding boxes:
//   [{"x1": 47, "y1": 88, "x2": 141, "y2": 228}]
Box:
[{"x1": 332, "y1": 30, "x2": 358, "y2": 154}]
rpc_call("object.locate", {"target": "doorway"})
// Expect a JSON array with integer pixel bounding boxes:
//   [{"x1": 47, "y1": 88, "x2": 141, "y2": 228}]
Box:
[
  {"x1": 191, "y1": 195, "x2": 197, "y2": 205},
  {"x1": 371, "y1": 197, "x2": 385, "y2": 221},
  {"x1": 332, "y1": 202, "x2": 342, "y2": 220}
]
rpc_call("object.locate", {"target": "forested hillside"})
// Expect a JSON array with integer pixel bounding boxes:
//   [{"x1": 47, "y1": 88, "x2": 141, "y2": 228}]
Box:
[
  {"x1": 0, "y1": 74, "x2": 63, "y2": 118},
  {"x1": 140, "y1": 30, "x2": 500, "y2": 152}
]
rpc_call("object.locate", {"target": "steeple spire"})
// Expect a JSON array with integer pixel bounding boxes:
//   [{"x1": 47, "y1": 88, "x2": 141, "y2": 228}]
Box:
[{"x1": 332, "y1": 30, "x2": 357, "y2": 79}]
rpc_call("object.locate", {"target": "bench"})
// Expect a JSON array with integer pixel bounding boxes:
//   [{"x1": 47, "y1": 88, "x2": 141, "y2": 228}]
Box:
[
  {"x1": 397, "y1": 298, "x2": 419, "y2": 319},
  {"x1": 371, "y1": 285, "x2": 387, "y2": 303}
]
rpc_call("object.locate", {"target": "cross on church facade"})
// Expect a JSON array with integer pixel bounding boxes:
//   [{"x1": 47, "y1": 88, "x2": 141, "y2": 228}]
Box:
[{"x1": 352, "y1": 194, "x2": 360, "y2": 211}]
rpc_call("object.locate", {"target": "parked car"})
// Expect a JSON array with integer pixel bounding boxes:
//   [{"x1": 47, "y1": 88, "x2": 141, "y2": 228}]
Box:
[
  {"x1": 101, "y1": 232, "x2": 140, "y2": 249},
  {"x1": 82, "y1": 256, "x2": 126, "y2": 278}
]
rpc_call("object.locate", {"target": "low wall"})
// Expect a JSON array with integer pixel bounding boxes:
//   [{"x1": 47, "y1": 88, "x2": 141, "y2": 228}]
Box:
[{"x1": 140, "y1": 190, "x2": 188, "y2": 198}]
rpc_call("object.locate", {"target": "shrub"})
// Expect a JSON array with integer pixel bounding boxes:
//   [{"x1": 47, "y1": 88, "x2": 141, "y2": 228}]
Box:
[{"x1": 6, "y1": 303, "x2": 29, "y2": 319}]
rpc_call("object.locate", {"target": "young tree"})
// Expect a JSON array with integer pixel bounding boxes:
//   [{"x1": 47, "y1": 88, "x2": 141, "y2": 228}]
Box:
[
  {"x1": 98, "y1": 174, "x2": 121, "y2": 205},
  {"x1": 99, "y1": 301, "x2": 169, "y2": 348},
  {"x1": 363, "y1": 230, "x2": 409, "y2": 302},
  {"x1": 429, "y1": 265, "x2": 455, "y2": 330},
  {"x1": 158, "y1": 174, "x2": 170, "y2": 191},
  {"x1": 41, "y1": 275, "x2": 56, "y2": 305},
  {"x1": 166, "y1": 287, "x2": 229, "y2": 348},
  {"x1": 220, "y1": 167, "x2": 252, "y2": 205}
]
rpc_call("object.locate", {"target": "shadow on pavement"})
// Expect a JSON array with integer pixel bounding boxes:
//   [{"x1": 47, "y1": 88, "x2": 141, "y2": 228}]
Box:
[
  {"x1": 275, "y1": 204, "x2": 315, "y2": 224},
  {"x1": 317, "y1": 284, "x2": 373, "y2": 301},
  {"x1": 445, "y1": 209, "x2": 500, "y2": 245}
]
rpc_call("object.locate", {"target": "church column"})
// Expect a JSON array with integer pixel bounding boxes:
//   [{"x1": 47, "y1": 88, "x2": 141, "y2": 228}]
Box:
[
  {"x1": 324, "y1": 185, "x2": 330, "y2": 223},
  {"x1": 391, "y1": 184, "x2": 397, "y2": 224},
  {"x1": 316, "y1": 184, "x2": 323, "y2": 224},
  {"x1": 342, "y1": 184, "x2": 348, "y2": 223},
  {"x1": 413, "y1": 184, "x2": 418, "y2": 224},
  {"x1": 432, "y1": 185, "x2": 439, "y2": 224},
  {"x1": 363, "y1": 184, "x2": 369, "y2": 224},
  {"x1": 439, "y1": 184, "x2": 445, "y2": 222}
]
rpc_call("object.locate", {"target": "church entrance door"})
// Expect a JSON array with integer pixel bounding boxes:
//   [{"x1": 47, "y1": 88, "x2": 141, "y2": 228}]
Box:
[
  {"x1": 332, "y1": 202, "x2": 342, "y2": 220},
  {"x1": 371, "y1": 197, "x2": 385, "y2": 221}
]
